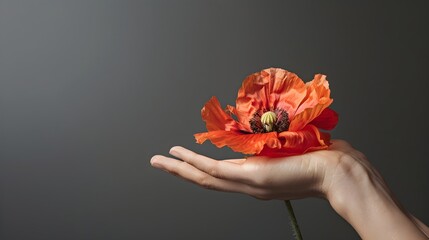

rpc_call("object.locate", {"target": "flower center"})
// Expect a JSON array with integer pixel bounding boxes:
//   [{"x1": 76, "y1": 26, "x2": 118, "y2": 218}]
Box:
[
  {"x1": 249, "y1": 108, "x2": 290, "y2": 133},
  {"x1": 261, "y1": 111, "x2": 276, "y2": 132}
]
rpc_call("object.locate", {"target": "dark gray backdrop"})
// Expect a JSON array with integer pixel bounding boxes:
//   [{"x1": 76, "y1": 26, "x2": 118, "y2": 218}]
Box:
[{"x1": 1, "y1": 1, "x2": 428, "y2": 239}]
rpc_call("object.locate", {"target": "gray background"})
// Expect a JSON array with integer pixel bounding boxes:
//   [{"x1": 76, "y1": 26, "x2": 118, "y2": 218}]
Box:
[{"x1": 1, "y1": 0, "x2": 428, "y2": 239}]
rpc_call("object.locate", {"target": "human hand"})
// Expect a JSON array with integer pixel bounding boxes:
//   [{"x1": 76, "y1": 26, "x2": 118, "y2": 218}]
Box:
[
  {"x1": 150, "y1": 140, "x2": 362, "y2": 200},
  {"x1": 151, "y1": 140, "x2": 368, "y2": 200},
  {"x1": 151, "y1": 139, "x2": 428, "y2": 239}
]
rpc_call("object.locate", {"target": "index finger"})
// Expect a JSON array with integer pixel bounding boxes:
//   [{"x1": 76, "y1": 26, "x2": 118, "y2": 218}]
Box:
[{"x1": 169, "y1": 146, "x2": 250, "y2": 183}]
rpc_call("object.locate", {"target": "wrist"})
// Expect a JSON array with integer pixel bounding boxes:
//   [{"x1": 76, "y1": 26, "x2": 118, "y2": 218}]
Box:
[{"x1": 322, "y1": 154, "x2": 426, "y2": 239}]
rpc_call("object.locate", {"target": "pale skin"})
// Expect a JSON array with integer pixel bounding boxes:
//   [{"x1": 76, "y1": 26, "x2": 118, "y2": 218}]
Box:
[{"x1": 150, "y1": 140, "x2": 429, "y2": 239}]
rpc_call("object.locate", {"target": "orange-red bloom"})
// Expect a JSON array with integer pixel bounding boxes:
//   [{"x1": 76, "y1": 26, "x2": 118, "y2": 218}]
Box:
[{"x1": 194, "y1": 68, "x2": 338, "y2": 157}]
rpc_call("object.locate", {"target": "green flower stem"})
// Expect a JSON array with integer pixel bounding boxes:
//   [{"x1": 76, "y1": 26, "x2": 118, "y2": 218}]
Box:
[{"x1": 284, "y1": 200, "x2": 303, "y2": 240}]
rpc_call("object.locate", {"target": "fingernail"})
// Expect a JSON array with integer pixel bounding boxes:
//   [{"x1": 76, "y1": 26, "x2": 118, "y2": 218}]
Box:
[
  {"x1": 169, "y1": 146, "x2": 179, "y2": 155},
  {"x1": 150, "y1": 156, "x2": 161, "y2": 168}
]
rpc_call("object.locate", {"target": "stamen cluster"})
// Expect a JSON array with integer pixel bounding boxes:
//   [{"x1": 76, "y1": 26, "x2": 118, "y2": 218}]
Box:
[{"x1": 250, "y1": 108, "x2": 290, "y2": 133}]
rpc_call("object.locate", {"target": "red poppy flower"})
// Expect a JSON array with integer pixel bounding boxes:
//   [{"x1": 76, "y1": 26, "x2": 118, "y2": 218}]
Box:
[{"x1": 194, "y1": 68, "x2": 338, "y2": 157}]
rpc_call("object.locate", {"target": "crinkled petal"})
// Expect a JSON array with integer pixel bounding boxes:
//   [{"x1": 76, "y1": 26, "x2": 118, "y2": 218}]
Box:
[
  {"x1": 235, "y1": 68, "x2": 307, "y2": 129},
  {"x1": 298, "y1": 74, "x2": 331, "y2": 114},
  {"x1": 269, "y1": 69, "x2": 308, "y2": 119},
  {"x1": 225, "y1": 104, "x2": 252, "y2": 132},
  {"x1": 257, "y1": 125, "x2": 330, "y2": 157},
  {"x1": 194, "y1": 131, "x2": 280, "y2": 155},
  {"x1": 225, "y1": 105, "x2": 236, "y2": 115},
  {"x1": 201, "y1": 96, "x2": 239, "y2": 131},
  {"x1": 280, "y1": 124, "x2": 329, "y2": 149},
  {"x1": 235, "y1": 72, "x2": 268, "y2": 129},
  {"x1": 289, "y1": 98, "x2": 333, "y2": 131},
  {"x1": 289, "y1": 74, "x2": 333, "y2": 131}
]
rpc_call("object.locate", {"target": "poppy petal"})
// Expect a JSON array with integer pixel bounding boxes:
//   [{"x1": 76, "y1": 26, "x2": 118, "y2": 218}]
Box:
[
  {"x1": 194, "y1": 131, "x2": 280, "y2": 155},
  {"x1": 225, "y1": 104, "x2": 252, "y2": 132},
  {"x1": 235, "y1": 68, "x2": 308, "y2": 129},
  {"x1": 201, "y1": 96, "x2": 238, "y2": 131},
  {"x1": 296, "y1": 74, "x2": 331, "y2": 114},
  {"x1": 289, "y1": 74, "x2": 333, "y2": 131},
  {"x1": 235, "y1": 72, "x2": 268, "y2": 129},
  {"x1": 289, "y1": 99, "x2": 333, "y2": 131},
  {"x1": 225, "y1": 105, "x2": 236, "y2": 115},
  {"x1": 280, "y1": 124, "x2": 329, "y2": 148},
  {"x1": 267, "y1": 69, "x2": 308, "y2": 119},
  {"x1": 310, "y1": 108, "x2": 339, "y2": 130},
  {"x1": 258, "y1": 125, "x2": 330, "y2": 157}
]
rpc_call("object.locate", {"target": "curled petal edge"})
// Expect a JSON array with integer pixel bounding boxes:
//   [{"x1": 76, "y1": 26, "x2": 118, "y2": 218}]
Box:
[{"x1": 201, "y1": 96, "x2": 239, "y2": 131}]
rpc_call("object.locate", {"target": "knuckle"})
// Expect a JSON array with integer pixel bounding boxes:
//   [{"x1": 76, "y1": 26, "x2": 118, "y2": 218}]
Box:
[
  {"x1": 208, "y1": 168, "x2": 217, "y2": 177},
  {"x1": 196, "y1": 175, "x2": 207, "y2": 184},
  {"x1": 199, "y1": 177, "x2": 214, "y2": 190},
  {"x1": 253, "y1": 175, "x2": 270, "y2": 186},
  {"x1": 208, "y1": 162, "x2": 219, "y2": 177},
  {"x1": 242, "y1": 166, "x2": 266, "y2": 186}
]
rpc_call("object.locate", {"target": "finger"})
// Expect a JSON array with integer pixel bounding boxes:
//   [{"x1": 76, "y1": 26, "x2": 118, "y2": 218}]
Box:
[
  {"x1": 168, "y1": 146, "x2": 249, "y2": 182},
  {"x1": 150, "y1": 155, "x2": 254, "y2": 194}
]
